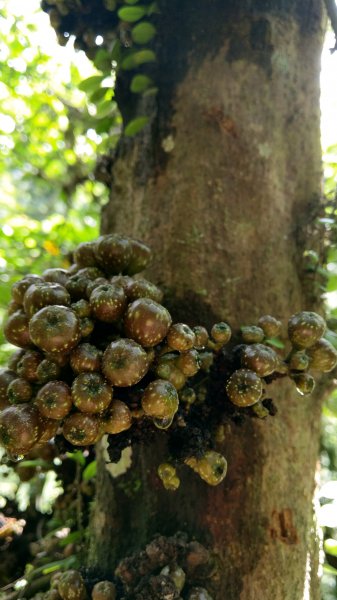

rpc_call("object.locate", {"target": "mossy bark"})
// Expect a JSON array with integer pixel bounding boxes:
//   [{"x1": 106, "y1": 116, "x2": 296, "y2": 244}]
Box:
[{"x1": 89, "y1": 1, "x2": 326, "y2": 598}]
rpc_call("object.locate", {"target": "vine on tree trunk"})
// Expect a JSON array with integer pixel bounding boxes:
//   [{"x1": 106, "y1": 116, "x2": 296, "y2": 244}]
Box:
[{"x1": 41, "y1": 0, "x2": 160, "y2": 135}]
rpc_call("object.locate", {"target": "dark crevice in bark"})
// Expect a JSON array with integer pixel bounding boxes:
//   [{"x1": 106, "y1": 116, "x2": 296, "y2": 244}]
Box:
[
  {"x1": 227, "y1": 17, "x2": 274, "y2": 75},
  {"x1": 161, "y1": 289, "x2": 220, "y2": 330}
]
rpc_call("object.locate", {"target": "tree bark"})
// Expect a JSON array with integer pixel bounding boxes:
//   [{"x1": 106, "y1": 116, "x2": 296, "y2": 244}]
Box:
[{"x1": 89, "y1": 1, "x2": 326, "y2": 598}]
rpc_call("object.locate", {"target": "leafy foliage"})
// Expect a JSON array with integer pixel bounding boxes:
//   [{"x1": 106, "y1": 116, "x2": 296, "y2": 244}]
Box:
[
  {"x1": 0, "y1": 2, "x2": 118, "y2": 203},
  {"x1": 41, "y1": 0, "x2": 160, "y2": 136},
  {"x1": 318, "y1": 139, "x2": 337, "y2": 597},
  {"x1": 0, "y1": 0, "x2": 117, "y2": 364}
]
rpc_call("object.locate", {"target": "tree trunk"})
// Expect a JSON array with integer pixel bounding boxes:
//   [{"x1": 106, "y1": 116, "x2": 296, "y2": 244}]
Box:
[{"x1": 89, "y1": 1, "x2": 326, "y2": 598}]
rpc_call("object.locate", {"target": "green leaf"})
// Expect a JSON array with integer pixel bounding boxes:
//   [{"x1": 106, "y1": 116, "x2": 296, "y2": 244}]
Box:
[
  {"x1": 25, "y1": 564, "x2": 35, "y2": 575},
  {"x1": 325, "y1": 396, "x2": 337, "y2": 418},
  {"x1": 66, "y1": 450, "x2": 85, "y2": 466},
  {"x1": 324, "y1": 329, "x2": 337, "y2": 349},
  {"x1": 328, "y1": 247, "x2": 337, "y2": 262},
  {"x1": 78, "y1": 75, "x2": 105, "y2": 92},
  {"x1": 19, "y1": 459, "x2": 50, "y2": 469},
  {"x1": 124, "y1": 116, "x2": 149, "y2": 136},
  {"x1": 94, "y1": 49, "x2": 112, "y2": 73},
  {"x1": 89, "y1": 87, "x2": 110, "y2": 104},
  {"x1": 143, "y1": 86, "x2": 158, "y2": 97},
  {"x1": 323, "y1": 563, "x2": 337, "y2": 575},
  {"x1": 131, "y1": 22, "x2": 156, "y2": 44},
  {"x1": 41, "y1": 555, "x2": 78, "y2": 575},
  {"x1": 124, "y1": 0, "x2": 140, "y2": 3},
  {"x1": 117, "y1": 6, "x2": 146, "y2": 22},
  {"x1": 325, "y1": 142, "x2": 337, "y2": 154},
  {"x1": 111, "y1": 40, "x2": 122, "y2": 63},
  {"x1": 59, "y1": 531, "x2": 82, "y2": 547},
  {"x1": 327, "y1": 317, "x2": 337, "y2": 331},
  {"x1": 316, "y1": 266, "x2": 329, "y2": 279},
  {"x1": 121, "y1": 49, "x2": 156, "y2": 70},
  {"x1": 324, "y1": 535, "x2": 337, "y2": 554},
  {"x1": 94, "y1": 117, "x2": 116, "y2": 134},
  {"x1": 120, "y1": 52, "x2": 138, "y2": 70},
  {"x1": 326, "y1": 274, "x2": 337, "y2": 292},
  {"x1": 42, "y1": 563, "x2": 65, "y2": 575},
  {"x1": 130, "y1": 74, "x2": 153, "y2": 93},
  {"x1": 148, "y1": 2, "x2": 160, "y2": 15},
  {"x1": 95, "y1": 100, "x2": 115, "y2": 119},
  {"x1": 329, "y1": 307, "x2": 337, "y2": 320},
  {"x1": 265, "y1": 338, "x2": 285, "y2": 349},
  {"x1": 83, "y1": 460, "x2": 97, "y2": 481}
]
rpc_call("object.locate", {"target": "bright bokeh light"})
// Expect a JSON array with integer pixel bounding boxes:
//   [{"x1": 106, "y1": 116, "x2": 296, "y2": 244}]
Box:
[{"x1": 0, "y1": 0, "x2": 92, "y2": 80}]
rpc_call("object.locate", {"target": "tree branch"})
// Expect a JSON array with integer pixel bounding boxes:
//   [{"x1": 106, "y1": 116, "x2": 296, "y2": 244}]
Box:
[{"x1": 324, "y1": 0, "x2": 337, "y2": 52}]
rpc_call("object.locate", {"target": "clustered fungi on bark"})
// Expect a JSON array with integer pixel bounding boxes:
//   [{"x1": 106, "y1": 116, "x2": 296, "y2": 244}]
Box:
[
  {"x1": 0, "y1": 234, "x2": 337, "y2": 490},
  {"x1": 36, "y1": 533, "x2": 216, "y2": 599}
]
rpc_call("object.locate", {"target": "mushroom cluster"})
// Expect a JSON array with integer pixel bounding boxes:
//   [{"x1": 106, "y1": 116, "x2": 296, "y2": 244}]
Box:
[
  {"x1": 225, "y1": 311, "x2": 337, "y2": 411},
  {"x1": 0, "y1": 236, "x2": 217, "y2": 473},
  {"x1": 39, "y1": 532, "x2": 215, "y2": 600},
  {"x1": 0, "y1": 235, "x2": 336, "y2": 490}
]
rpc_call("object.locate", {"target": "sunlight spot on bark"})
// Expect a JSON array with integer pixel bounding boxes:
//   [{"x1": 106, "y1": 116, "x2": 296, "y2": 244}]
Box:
[
  {"x1": 161, "y1": 135, "x2": 175, "y2": 153},
  {"x1": 303, "y1": 550, "x2": 311, "y2": 600},
  {"x1": 258, "y1": 143, "x2": 272, "y2": 159}
]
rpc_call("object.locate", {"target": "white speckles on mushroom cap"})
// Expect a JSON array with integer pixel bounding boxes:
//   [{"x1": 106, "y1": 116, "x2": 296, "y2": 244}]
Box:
[
  {"x1": 288, "y1": 311, "x2": 326, "y2": 348},
  {"x1": 29, "y1": 305, "x2": 80, "y2": 353},
  {"x1": 141, "y1": 379, "x2": 179, "y2": 418},
  {"x1": 226, "y1": 369, "x2": 263, "y2": 407},
  {"x1": 102, "y1": 338, "x2": 150, "y2": 387},
  {"x1": 124, "y1": 298, "x2": 172, "y2": 347}
]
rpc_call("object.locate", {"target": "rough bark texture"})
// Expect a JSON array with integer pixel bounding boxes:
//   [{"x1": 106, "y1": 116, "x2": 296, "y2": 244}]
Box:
[{"x1": 89, "y1": 1, "x2": 326, "y2": 598}]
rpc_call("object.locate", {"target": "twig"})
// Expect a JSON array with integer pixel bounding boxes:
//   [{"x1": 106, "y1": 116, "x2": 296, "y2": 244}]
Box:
[
  {"x1": 17, "y1": 574, "x2": 50, "y2": 599},
  {"x1": 324, "y1": 0, "x2": 337, "y2": 53}
]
